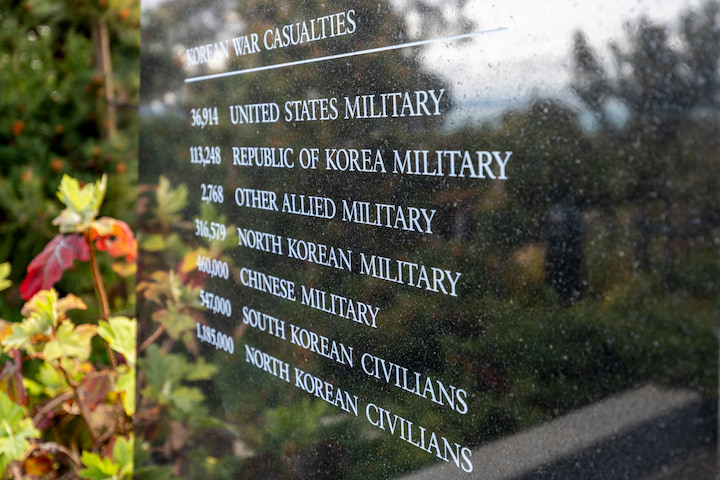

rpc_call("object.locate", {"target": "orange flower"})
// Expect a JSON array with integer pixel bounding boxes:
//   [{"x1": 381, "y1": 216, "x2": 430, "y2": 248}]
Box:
[
  {"x1": 89, "y1": 217, "x2": 137, "y2": 263},
  {"x1": 11, "y1": 120, "x2": 25, "y2": 136},
  {"x1": 51, "y1": 158, "x2": 64, "y2": 173}
]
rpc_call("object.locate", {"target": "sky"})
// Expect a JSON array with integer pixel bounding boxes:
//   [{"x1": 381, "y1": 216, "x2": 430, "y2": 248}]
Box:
[
  {"x1": 419, "y1": 0, "x2": 708, "y2": 120},
  {"x1": 141, "y1": 0, "x2": 710, "y2": 120}
]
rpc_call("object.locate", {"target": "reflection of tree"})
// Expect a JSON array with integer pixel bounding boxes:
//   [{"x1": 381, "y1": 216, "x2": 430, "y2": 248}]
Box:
[
  {"x1": 447, "y1": 2, "x2": 718, "y2": 458},
  {"x1": 571, "y1": 1, "x2": 720, "y2": 285},
  {"x1": 574, "y1": 3, "x2": 720, "y2": 138},
  {"x1": 507, "y1": 1, "x2": 720, "y2": 296}
]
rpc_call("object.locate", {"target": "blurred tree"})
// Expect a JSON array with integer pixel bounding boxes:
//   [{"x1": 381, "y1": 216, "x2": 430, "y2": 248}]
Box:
[
  {"x1": 571, "y1": 1, "x2": 720, "y2": 286},
  {"x1": 0, "y1": 0, "x2": 139, "y2": 319}
]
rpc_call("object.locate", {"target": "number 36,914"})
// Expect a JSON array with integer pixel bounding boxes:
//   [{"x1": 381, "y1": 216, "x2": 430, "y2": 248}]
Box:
[{"x1": 190, "y1": 107, "x2": 218, "y2": 128}]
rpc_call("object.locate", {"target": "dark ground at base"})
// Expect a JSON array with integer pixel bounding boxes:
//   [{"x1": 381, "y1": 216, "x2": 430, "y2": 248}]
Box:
[{"x1": 644, "y1": 447, "x2": 717, "y2": 480}]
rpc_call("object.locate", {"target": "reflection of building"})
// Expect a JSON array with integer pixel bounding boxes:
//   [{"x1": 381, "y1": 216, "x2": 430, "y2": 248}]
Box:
[
  {"x1": 543, "y1": 202, "x2": 583, "y2": 301},
  {"x1": 435, "y1": 189, "x2": 479, "y2": 241},
  {"x1": 435, "y1": 181, "x2": 509, "y2": 242}
]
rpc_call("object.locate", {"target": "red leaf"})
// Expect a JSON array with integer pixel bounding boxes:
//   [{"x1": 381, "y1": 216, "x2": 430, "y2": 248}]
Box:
[
  {"x1": 0, "y1": 349, "x2": 27, "y2": 406},
  {"x1": 24, "y1": 452, "x2": 55, "y2": 476},
  {"x1": 80, "y1": 372, "x2": 113, "y2": 410},
  {"x1": 19, "y1": 234, "x2": 90, "y2": 300}
]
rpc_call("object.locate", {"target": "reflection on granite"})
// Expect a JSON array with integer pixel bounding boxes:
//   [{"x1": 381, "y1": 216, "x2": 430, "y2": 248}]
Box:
[{"x1": 136, "y1": 0, "x2": 719, "y2": 478}]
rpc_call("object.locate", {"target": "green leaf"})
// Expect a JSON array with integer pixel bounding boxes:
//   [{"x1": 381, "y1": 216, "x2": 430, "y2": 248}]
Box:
[
  {"x1": 43, "y1": 321, "x2": 97, "y2": 362},
  {"x1": 30, "y1": 361, "x2": 66, "y2": 398},
  {"x1": 139, "y1": 234, "x2": 165, "y2": 252},
  {"x1": 112, "y1": 436, "x2": 134, "y2": 478},
  {"x1": 185, "y1": 356, "x2": 218, "y2": 382},
  {"x1": 151, "y1": 310, "x2": 195, "y2": 341},
  {"x1": 3, "y1": 291, "x2": 58, "y2": 351},
  {"x1": 116, "y1": 367, "x2": 136, "y2": 416},
  {"x1": 138, "y1": 345, "x2": 215, "y2": 419},
  {"x1": 6, "y1": 291, "x2": 92, "y2": 352},
  {"x1": 78, "y1": 450, "x2": 119, "y2": 480},
  {"x1": 168, "y1": 386, "x2": 205, "y2": 414},
  {"x1": 53, "y1": 174, "x2": 107, "y2": 232},
  {"x1": 154, "y1": 176, "x2": 187, "y2": 226},
  {"x1": 0, "y1": 262, "x2": 10, "y2": 292},
  {"x1": 9, "y1": 289, "x2": 59, "y2": 348},
  {"x1": 0, "y1": 392, "x2": 23, "y2": 428},
  {"x1": 133, "y1": 465, "x2": 174, "y2": 480},
  {"x1": 2, "y1": 322, "x2": 39, "y2": 352},
  {"x1": 98, "y1": 317, "x2": 136, "y2": 366},
  {"x1": 0, "y1": 392, "x2": 39, "y2": 473},
  {"x1": 139, "y1": 344, "x2": 185, "y2": 390},
  {"x1": 22, "y1": 289, "x2": 60, "y2": 322}
]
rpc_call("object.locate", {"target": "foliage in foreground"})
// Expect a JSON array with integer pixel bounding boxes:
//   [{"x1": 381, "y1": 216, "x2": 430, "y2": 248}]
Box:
[{"x1": 0, "y1": 175, "x2": 136, "y2": 479}]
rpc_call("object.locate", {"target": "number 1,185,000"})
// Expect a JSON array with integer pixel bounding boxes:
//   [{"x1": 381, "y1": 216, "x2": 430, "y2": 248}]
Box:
[{"x1": 196, "y1": 322, "x2": 234, "y2": 354}]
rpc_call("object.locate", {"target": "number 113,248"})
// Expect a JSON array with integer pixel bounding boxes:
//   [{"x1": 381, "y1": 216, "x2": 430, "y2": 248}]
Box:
[{"x1": 190, "y1": 146, "x2": 221, "y2": 166}]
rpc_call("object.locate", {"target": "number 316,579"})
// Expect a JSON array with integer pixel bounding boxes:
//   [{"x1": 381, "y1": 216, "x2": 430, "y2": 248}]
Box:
[{"x1": 195, "y1": 219, "x2": 226, "y2": 241}]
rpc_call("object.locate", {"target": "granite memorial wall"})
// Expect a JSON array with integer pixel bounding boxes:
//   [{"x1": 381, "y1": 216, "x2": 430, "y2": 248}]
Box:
[{"x1": 136, "y1": 1, "x2": 719, "y2": 478}]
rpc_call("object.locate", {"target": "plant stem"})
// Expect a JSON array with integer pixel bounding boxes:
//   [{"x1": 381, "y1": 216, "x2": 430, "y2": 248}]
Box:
[
  {"x1": 85, "y1": 232, "x2": 110, "y2": 321},
  {"x1": 92, "y1": 17, "x2": 116, "y2": 140},
  {"x1": 84, "y1": 232, "x2": 116, "y2": 370},
  {"x1": 138, "y1": 324, "x2": 165, "y2": 354},
  {"x1": 58, "y1": 362, "x2": 100, "y2": 451}
]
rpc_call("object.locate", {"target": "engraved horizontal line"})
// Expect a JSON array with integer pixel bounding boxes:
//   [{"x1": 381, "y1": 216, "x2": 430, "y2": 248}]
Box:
[{"x1": 184, "y1": 28, "x2": 507, "y2": 83}]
